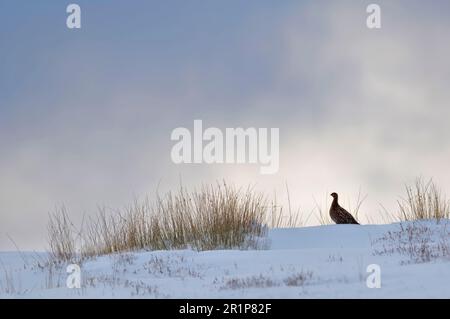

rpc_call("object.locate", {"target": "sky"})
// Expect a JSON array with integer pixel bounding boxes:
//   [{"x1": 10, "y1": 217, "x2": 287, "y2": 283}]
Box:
[{"x1": 1, "y1": 1, "x2": 450, "y2": 250}]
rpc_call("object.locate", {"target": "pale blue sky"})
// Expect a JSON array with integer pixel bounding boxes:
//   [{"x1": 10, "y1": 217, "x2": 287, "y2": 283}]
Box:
[{"x1": 1, "y1": 1, "x2": 450, "y2": 249}]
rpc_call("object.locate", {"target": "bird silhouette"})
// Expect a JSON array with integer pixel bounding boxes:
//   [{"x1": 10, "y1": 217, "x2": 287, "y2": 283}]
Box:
[{"x1": 329, "y1": 192, "x2": 360, "y2": 225}]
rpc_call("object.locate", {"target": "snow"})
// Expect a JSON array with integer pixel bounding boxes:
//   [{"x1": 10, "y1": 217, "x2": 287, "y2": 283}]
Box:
[{"x1": 1, "y1": 220, "x2": 449, "y2": 298}]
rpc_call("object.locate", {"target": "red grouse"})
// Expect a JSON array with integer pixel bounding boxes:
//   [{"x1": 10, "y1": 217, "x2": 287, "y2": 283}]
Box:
[{"x1": 329, "y1": 192, "x2": 359, "y2": 225}]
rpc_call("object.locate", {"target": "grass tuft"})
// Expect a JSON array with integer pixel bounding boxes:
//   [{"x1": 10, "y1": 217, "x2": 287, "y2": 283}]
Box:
[
  {"x1": 48, "y1": 182, "x2": 272, "y2": 259},
  {"x1": 397, "y1": 178, "x2": 450, "y2": 222}
]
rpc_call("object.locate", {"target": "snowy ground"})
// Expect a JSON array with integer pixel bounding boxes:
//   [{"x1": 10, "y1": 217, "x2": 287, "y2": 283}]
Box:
[{"x1": 1, "y1": 220, "x2": 450, "y2": 298}]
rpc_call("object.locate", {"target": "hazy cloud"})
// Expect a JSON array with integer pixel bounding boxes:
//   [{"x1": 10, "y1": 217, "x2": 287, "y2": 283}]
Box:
[{"x1": 1, "y1": 1, "x2": 450, "y2": 249}]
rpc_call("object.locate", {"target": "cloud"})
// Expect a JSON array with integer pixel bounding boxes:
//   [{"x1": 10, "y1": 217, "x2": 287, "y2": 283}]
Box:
[{"x1": 1, "y1": 1, "x2": 450, "y2": 249}]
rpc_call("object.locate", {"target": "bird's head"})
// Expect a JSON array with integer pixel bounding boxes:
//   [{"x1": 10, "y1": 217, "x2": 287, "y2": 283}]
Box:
[{"x1": 330, "y1": 192, "x2": 338, "y2": 200}]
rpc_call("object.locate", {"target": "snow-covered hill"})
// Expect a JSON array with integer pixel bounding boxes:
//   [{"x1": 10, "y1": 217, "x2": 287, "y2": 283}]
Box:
[{"x1": 1, "y1": 220, "x2": 449, "y2": 298}]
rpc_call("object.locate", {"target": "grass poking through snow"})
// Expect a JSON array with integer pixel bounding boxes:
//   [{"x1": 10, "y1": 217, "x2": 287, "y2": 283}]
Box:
[
  {"x1": 397, "y1": 178, "x2": 450, "y2": 222},
  {"x1": 48, "y1": 182, "x2": 274, "y2": 260}
]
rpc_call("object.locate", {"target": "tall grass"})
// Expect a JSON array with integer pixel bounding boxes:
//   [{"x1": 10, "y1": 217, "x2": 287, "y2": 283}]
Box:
[
  {"x1": 47, "y1": 206, "x2": 77, "y2": 262},
  {"x1": 397, "y1": 178, "x2": 450, "y2": 222},
  {"x1": 267, "y1": 184, "x2": 308, "y2": 228},
  {"x1": 49, "y1": 182, "x2": 274, "y2": 260},
  {"x1": 48, "y1": 178, "x2": 450, "y2": 261}
]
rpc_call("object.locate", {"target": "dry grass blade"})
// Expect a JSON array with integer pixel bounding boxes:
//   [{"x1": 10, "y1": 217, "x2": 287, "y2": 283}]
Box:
[
  {"x1": 48, "y1": 182, "x2": 272, "y2": 260},
  {"x1": 397, "y1": 178, "x2": 450, "y2": 222},
  {"x1": 267, "y1": 184, "x2": 307, "y2": 228},
  {"x1": 314, "y1": 195, "x2": 332, "y2": 225},
  {"x1": 47, "y1": 206, "x2": 76, "y2": 262},
  {"x1": 347, "y1": 188, "x2": 368, "y2": 222}
]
